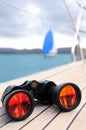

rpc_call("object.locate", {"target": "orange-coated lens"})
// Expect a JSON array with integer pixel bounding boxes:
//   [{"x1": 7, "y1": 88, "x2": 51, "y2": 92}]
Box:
[
  {"x1": 8, "y1": 92, "x2": 31, "y2": 118},
  {"x1": 59, "y1": 85, "x2": 77, "y2": 109}
]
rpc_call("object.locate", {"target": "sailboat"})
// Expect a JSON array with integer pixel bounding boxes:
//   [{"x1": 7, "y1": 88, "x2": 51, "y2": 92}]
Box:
[{"x1": 42, "y1": 30, "x2": 57, "y2": 57}]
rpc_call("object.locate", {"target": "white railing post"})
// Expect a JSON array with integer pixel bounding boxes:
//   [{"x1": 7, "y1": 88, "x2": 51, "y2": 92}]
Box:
[{"x1": 74, "y1": 4, "x2": 84, "y2": 61}]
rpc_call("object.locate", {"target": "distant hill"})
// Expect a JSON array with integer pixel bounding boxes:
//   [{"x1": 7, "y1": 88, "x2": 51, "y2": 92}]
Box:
[
  {"x1": 57, "y1": 47, "x2": 71, "y2": 53},
  {"x1": 0, "y1": 47, "x2": 71, "y2": 54},
  {"x1": 0, "y1": 48, "x2": 42, "y2": 54}
]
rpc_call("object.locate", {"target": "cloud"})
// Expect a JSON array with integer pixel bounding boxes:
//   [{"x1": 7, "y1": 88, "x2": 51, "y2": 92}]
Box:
[{"x1": 0, "y1": 0, "x2": 86, "y2": 38}]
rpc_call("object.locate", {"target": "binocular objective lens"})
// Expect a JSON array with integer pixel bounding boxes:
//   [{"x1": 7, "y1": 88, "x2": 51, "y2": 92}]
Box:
[
  {"x1": 59, "y1": 85, "x2": 77, "y2": 109},
  {"x1": 7, "y1": 92, "x2": 31, "y2": 118}
]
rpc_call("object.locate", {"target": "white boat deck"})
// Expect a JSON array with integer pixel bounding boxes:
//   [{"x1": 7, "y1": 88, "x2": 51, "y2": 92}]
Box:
[{"x1": 0, "y1": 61, "x2": 86, "y2": 130}]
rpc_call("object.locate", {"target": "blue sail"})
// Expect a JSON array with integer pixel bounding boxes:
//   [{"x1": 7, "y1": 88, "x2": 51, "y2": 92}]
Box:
[{"x1": 42, "y1": 30, "x2": 53, "y2": 54}]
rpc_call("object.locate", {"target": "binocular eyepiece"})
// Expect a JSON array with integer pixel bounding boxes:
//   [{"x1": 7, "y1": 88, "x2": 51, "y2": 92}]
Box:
[{"x1": 1, "y1": 80, "x2": 81, "y2": 121}]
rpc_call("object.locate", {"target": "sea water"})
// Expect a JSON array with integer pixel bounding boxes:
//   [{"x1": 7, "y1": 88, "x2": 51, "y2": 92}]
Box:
[{"x1": 0, "y1": 53, "x2": 72, "y2": 83}]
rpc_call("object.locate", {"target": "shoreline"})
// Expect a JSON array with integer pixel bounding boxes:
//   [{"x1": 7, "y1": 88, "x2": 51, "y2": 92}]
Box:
[{"x1": 0, "y1": 47, "x2": 71, "y2": 54}]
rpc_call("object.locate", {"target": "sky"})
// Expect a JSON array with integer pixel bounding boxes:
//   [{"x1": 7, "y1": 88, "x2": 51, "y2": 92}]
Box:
[{"x1": 0, "y1": 0, "x2": 86, "y2": 49}]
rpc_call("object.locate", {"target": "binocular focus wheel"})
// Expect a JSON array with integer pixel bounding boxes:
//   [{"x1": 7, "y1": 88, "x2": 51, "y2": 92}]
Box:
[{"x1": 4, "y1": 89, "x2": 34, "y2": 121}]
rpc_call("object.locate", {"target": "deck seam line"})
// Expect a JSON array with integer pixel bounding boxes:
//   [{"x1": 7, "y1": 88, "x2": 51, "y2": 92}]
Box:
[
  {"x1": 41, "y1": 110, "x2": 62, "y2": 130},
  {"x1": 0, "y1": 120, "x2": 12, "y2": 128},
  {"x1": 40, "y1": 65, "x2": 82, "y2": 81},
  {"x1": 0, "y1": 113, "x2": 6, "y2": 117},
  {"x1": 66, "y1": 102, "x2": 86, "y2": 130},
  {"x1": 18, "y1": 105, "x2": 50, "y2": 130}
]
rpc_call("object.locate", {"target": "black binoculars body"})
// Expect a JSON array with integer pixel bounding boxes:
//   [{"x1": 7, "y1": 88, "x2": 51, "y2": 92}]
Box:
[{"x1": 1, "y1": 80, "x2": 81, "y2": 121}]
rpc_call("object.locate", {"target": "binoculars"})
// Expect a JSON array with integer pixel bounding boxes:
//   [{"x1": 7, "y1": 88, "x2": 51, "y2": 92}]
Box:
[{"x1": 1, "y1": 80, "x2": 81, "y2": 121}]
